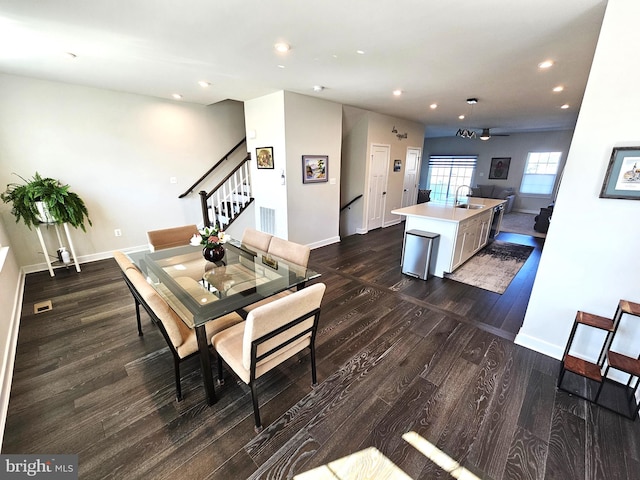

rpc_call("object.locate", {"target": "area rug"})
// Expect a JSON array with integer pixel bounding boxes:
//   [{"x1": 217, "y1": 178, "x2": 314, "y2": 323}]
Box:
[
  {"x1": 499, "y1": 212, "x2": 546, "y2": 238},
  {"x1": 444, "y1": 240, "x2": 534, "y2": 294}
]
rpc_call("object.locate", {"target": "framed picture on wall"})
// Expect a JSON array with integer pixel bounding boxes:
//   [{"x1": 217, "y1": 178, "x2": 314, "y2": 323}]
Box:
[
  {"x1": 256, "y1": 147, "x2": 274, "y2": 169},
  {"x1": 302, "y1": 155, "x2": 328, "y2": 183},
  {"x1": 600, "y1": 146, "x2": 640, "y2": 199},
  {"x1": 489, "y1": 157, "x2": 511, "y2": 180}
]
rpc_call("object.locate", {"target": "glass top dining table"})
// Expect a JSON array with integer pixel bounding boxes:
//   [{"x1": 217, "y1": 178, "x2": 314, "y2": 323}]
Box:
[{"x1": 128, "y1": 238, "x2": 320, "y2": 405}]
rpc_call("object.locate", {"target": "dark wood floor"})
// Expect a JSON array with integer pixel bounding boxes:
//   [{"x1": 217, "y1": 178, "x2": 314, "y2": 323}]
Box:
[{"x1": 4, "y1": 224, "x2": 640, "y2": 479}]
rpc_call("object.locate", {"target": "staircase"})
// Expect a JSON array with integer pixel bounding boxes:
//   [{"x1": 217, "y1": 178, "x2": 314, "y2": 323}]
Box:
[
  {"x1": 557, "y1": 299, "x2": 640, "y2": 419},
  {"x1": 198, "y1": 155, "x2": 252, "y2": 229},
  {"x1": 179, "y1": 138, "x2": 254, "y2": 230}
]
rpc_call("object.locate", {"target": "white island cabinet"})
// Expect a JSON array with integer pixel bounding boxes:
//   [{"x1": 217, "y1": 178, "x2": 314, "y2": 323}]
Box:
[{"x1": 392, "y1": 198, "x2": 505, "y2": 278}]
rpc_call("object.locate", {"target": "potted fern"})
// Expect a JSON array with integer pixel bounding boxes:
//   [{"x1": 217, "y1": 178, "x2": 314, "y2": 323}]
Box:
[{"x1": 1, "y1": 172, "x2": 92, "y2": 231}]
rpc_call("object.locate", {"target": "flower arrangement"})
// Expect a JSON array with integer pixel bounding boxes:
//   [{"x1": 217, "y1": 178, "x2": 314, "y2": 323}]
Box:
[{"x1": 198, "y1": 225, "x2": 225, "y2": 249}]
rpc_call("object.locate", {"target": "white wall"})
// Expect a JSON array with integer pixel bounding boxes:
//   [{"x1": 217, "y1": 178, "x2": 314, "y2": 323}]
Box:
[
  {"x1": 283, "y1": 92, "x2": 342, "y2": 247},
  {"x1": 341, "y1": 106, "x2": 369, "y2": 236},
  {"x1": 0, "y1": 74, "x2": 246, "y2": 268},
  {"x1": 340, "y1": 107, "x2": 425, "y2": 236},
  {"x1": 517, "y1": 0, "x2": 640, "y2": 362},
  {"x1": 244, "y1": 91, "x2": 343, "y2": 248},
  {"x1": 422, "y1": 130, "x2": 574, "y2": 213},
  {"x1": 244, "y1": 91, "x2": 288, "y2": 238}
]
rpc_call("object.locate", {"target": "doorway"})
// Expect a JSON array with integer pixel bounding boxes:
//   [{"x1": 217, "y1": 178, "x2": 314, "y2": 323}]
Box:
[
  {"x1": 401, "y1": 147, "x2": 421, "y2": 207},
  {"x1": 367, "y1": 144, "x2": 390, "y2": 230}
]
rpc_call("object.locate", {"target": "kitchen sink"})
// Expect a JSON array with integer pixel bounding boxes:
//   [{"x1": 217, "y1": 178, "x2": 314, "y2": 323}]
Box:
[{"x1": 456, "y1": 203, "x2": 485, "y2": 209}]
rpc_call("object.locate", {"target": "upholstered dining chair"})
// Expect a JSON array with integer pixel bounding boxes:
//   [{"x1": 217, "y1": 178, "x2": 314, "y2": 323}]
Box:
[
  {"x1": 267, "y1": 236, "x2": 311, "y2": 268},
  {"x1": 241, "y1": 227, "x2": 273, "y2": 252},
  {"x1": 147, "y1": 224, "x2": 198, "y2": 252},
  {"x1": 241, "y1": 237, "x2": 312, "y2": 315},
  {"x1": 114, "y1": 250, "x2": 244, "y2": 401},
  {"x1": 114, "y1": 250, "x2": 145, "y2": 336},
  {"x1": 211, "y1": 282, "x2": 325, "y2": 432}
]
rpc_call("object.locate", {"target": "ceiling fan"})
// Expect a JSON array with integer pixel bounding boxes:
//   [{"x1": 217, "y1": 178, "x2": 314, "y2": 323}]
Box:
[
  {"x1": 455, "y1": 127, "x2": 510, "y2": 141},
  {"x1": 455, "y1": 98, "x2": 510, "y2": 140}
]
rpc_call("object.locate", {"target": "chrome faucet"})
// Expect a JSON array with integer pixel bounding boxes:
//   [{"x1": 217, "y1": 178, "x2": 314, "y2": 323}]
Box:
[{"x1": 454, "y1": 185, "x2": 472, "y2": 206}]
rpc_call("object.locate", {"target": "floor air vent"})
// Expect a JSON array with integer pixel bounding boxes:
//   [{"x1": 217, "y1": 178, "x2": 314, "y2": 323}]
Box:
[{"x1": 34, "y1": 300, "x2": 53, "y2": 314}]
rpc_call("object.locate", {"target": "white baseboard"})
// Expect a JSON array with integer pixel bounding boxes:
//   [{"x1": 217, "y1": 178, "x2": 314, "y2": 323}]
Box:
[
  {"x1": 0, "y1": 269, "x2": 25, "y2": 449},
  {"x1": 21, "y1": 245, "x2": 149, "y2": 274},
  {"x1": 514, "y1": 331, "x2": 563, "y2": 360},
  {"x1": 355, "y1": 228, "x2": 368, "y2": 235},
  {"x1": 308, "y1": 236, "x2": 340, "y2": 250}
]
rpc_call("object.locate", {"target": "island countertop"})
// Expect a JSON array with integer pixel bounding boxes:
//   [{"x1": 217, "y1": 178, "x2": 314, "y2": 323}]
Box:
[{"x1": 391, "y1": 197, "x2": 506, "y2": 222}]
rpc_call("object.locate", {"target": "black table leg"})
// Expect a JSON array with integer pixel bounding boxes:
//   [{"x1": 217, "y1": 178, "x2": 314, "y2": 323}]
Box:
[{"x1": 196, "y1": 324, "x2": 217, "y2": 405}]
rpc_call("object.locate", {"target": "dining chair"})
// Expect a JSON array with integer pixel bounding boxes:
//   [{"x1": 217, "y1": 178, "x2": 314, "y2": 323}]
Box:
[
  {"x1": 267, "y1": 236, "x2": 311, "y2": 268},
  {"x1": 147, "y1": 224, "x2": 198, "y2": 252},
  {"x1": 241, "y1": 237, "x2": 311, "y2": 315},
  {"x1": 114, "y1": 250, "x2": 145, "y2": 336},
  {"x1": 211, "y1": 282, "x2": 326, "y2": 432},
  {"x1": 241, "y1": 227, "x2": 273, "y2": 252},
  {"x1": 117, "y1": 254, "x2": 243, "y2": 401}
]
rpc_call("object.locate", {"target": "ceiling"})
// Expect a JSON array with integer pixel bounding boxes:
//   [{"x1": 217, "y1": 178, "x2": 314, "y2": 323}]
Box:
[{"x1": 0, "y1": 0, "x2": 608, "y2": 138}]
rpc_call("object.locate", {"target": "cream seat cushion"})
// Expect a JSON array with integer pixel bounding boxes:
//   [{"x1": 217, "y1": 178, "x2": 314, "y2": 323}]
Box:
[
  {"x1": 212, "y1": 283, "x2": 325, "y2": 384},
  {"x1": 124, "y1": 266, "x2": 243, "y2": 358}
]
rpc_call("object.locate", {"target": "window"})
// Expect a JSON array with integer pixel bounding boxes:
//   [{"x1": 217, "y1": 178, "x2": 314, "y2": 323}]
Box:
[
  {"x1": 520, "y1": 152, "x2": 562, "y2": 195},
  {"x1": 427, "y1": 155, "x2": 477, "y2": 202}
]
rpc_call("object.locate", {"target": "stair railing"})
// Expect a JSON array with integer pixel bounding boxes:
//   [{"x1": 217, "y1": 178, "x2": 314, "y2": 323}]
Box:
[
  {"x1": 199, "y1": 154, "x2": 252, "y2": 229},
  {"x1": 340, "y1": 194, "x2": 363, "y2": 211},
  {"x1": 179, "y1": 137, "x2": 247, "y2": 199}
]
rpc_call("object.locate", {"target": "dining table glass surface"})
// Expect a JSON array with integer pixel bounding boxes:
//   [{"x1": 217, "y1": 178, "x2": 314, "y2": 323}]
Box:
[{"x1": 129, "y1": 239, "x2": 320, "y2": 327}]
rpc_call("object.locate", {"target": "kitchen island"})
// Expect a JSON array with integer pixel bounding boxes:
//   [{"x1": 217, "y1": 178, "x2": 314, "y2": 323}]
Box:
[{"x1": 392, "y1": 198, "x2": 506, "y2": 278}]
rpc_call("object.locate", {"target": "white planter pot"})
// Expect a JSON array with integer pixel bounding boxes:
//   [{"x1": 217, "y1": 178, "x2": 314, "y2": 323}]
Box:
[{"x1": 35, "y1": 201, "x2": 56, "y2": 224}]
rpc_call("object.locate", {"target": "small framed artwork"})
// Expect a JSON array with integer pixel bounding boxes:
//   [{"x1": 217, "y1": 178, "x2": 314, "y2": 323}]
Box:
[
  {"x1": 600, "y1": 146, "x2": 640, "y2": 199},
  {"x1": 489, "y1": 157, "x2": 511, "y2": 180},
  {"x1": 302, "y1": 155, "x2": 328, "y2": 183},
  {"x1": 394, "y1": 160, "x2": 402, "y2": 172},
  {"x1": 256, "y1": 147, "x2": 274, "y2": 169}
]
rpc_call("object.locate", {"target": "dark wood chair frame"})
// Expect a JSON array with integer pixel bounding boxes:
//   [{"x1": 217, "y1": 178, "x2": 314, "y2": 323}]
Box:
[
  {"x1": 119, "y1": 268, "x2": 203, "y2": 402},
  {"x1": 217, "y1": 307, "x2": 321, "y2": 432}
]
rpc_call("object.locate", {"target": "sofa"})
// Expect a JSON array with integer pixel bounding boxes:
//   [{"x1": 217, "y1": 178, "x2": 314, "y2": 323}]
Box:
[{"x1": 470, "y1": 184, "x2": 515, "y2": 213}]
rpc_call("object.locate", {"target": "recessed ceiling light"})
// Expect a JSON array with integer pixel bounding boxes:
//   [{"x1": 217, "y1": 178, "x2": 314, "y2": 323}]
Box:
[
  {"x1": 274, "y1": 43, "x2": 290, "y2": 53},
  {"x1": 466, "y1": 98, "x2": 478, "y2": 104},
  {"x1": 172, "y1": 94, "x2": 182, "y2": 100},
  {"x1": 538, "y1": 60, "x2": 554, "y2": 69},
  {"x1": 198, "y1": 81, "x2": 211, "y2": 88},
  {"x1": 356, "y1": 50, "x2": 365, "y2": 55},
  {"x1": 393, "y1": 89, "x2": 402, "y2": 96},
  {"x1": 553, "y1": 85, "x2": 564, "y2": 92},
  {"x1": 430, "y1": 103, "x2": 438, "y2": 110},
  {"x1": 561, "y1": 104, "x2": 570, "y2": 109},
  {"x1": 313, "y1": 85, "x2": 324, "y2": 92},
  {"x1": 458, "y1": 115, "x2": 465, "y2": 120}
]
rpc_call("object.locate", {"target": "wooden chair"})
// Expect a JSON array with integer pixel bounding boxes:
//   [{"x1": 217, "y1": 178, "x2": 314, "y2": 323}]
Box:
[
  {"x1": 211, "y1": 282, "x2": 325, "y2": 432},
  {"x1": 114, "y1": 251, "x2": 243, "y2": 401},
  {"x1": 147, "y1": 224, "x2": 198, "y2": 252}
]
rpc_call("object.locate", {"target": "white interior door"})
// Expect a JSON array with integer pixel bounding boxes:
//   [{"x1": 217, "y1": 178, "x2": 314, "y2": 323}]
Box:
[
  {"x1": 401, "y1": 147, "x2": 421, "y2": 207},
  {"x1": 367, "y1": 144, "x2": 390, "y2": 230}
]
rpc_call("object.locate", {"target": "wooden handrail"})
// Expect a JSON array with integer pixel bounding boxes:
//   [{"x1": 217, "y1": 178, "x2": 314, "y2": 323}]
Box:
[
  {"x1": 178, "y1": 137, "x2": 247, "y2": 198},
  {"x1": 340, "y1": 194, "x2": 363, "y2": 211},
  {"x1": 201, "y1": 153, "x2": 251, "y2": 201}
]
